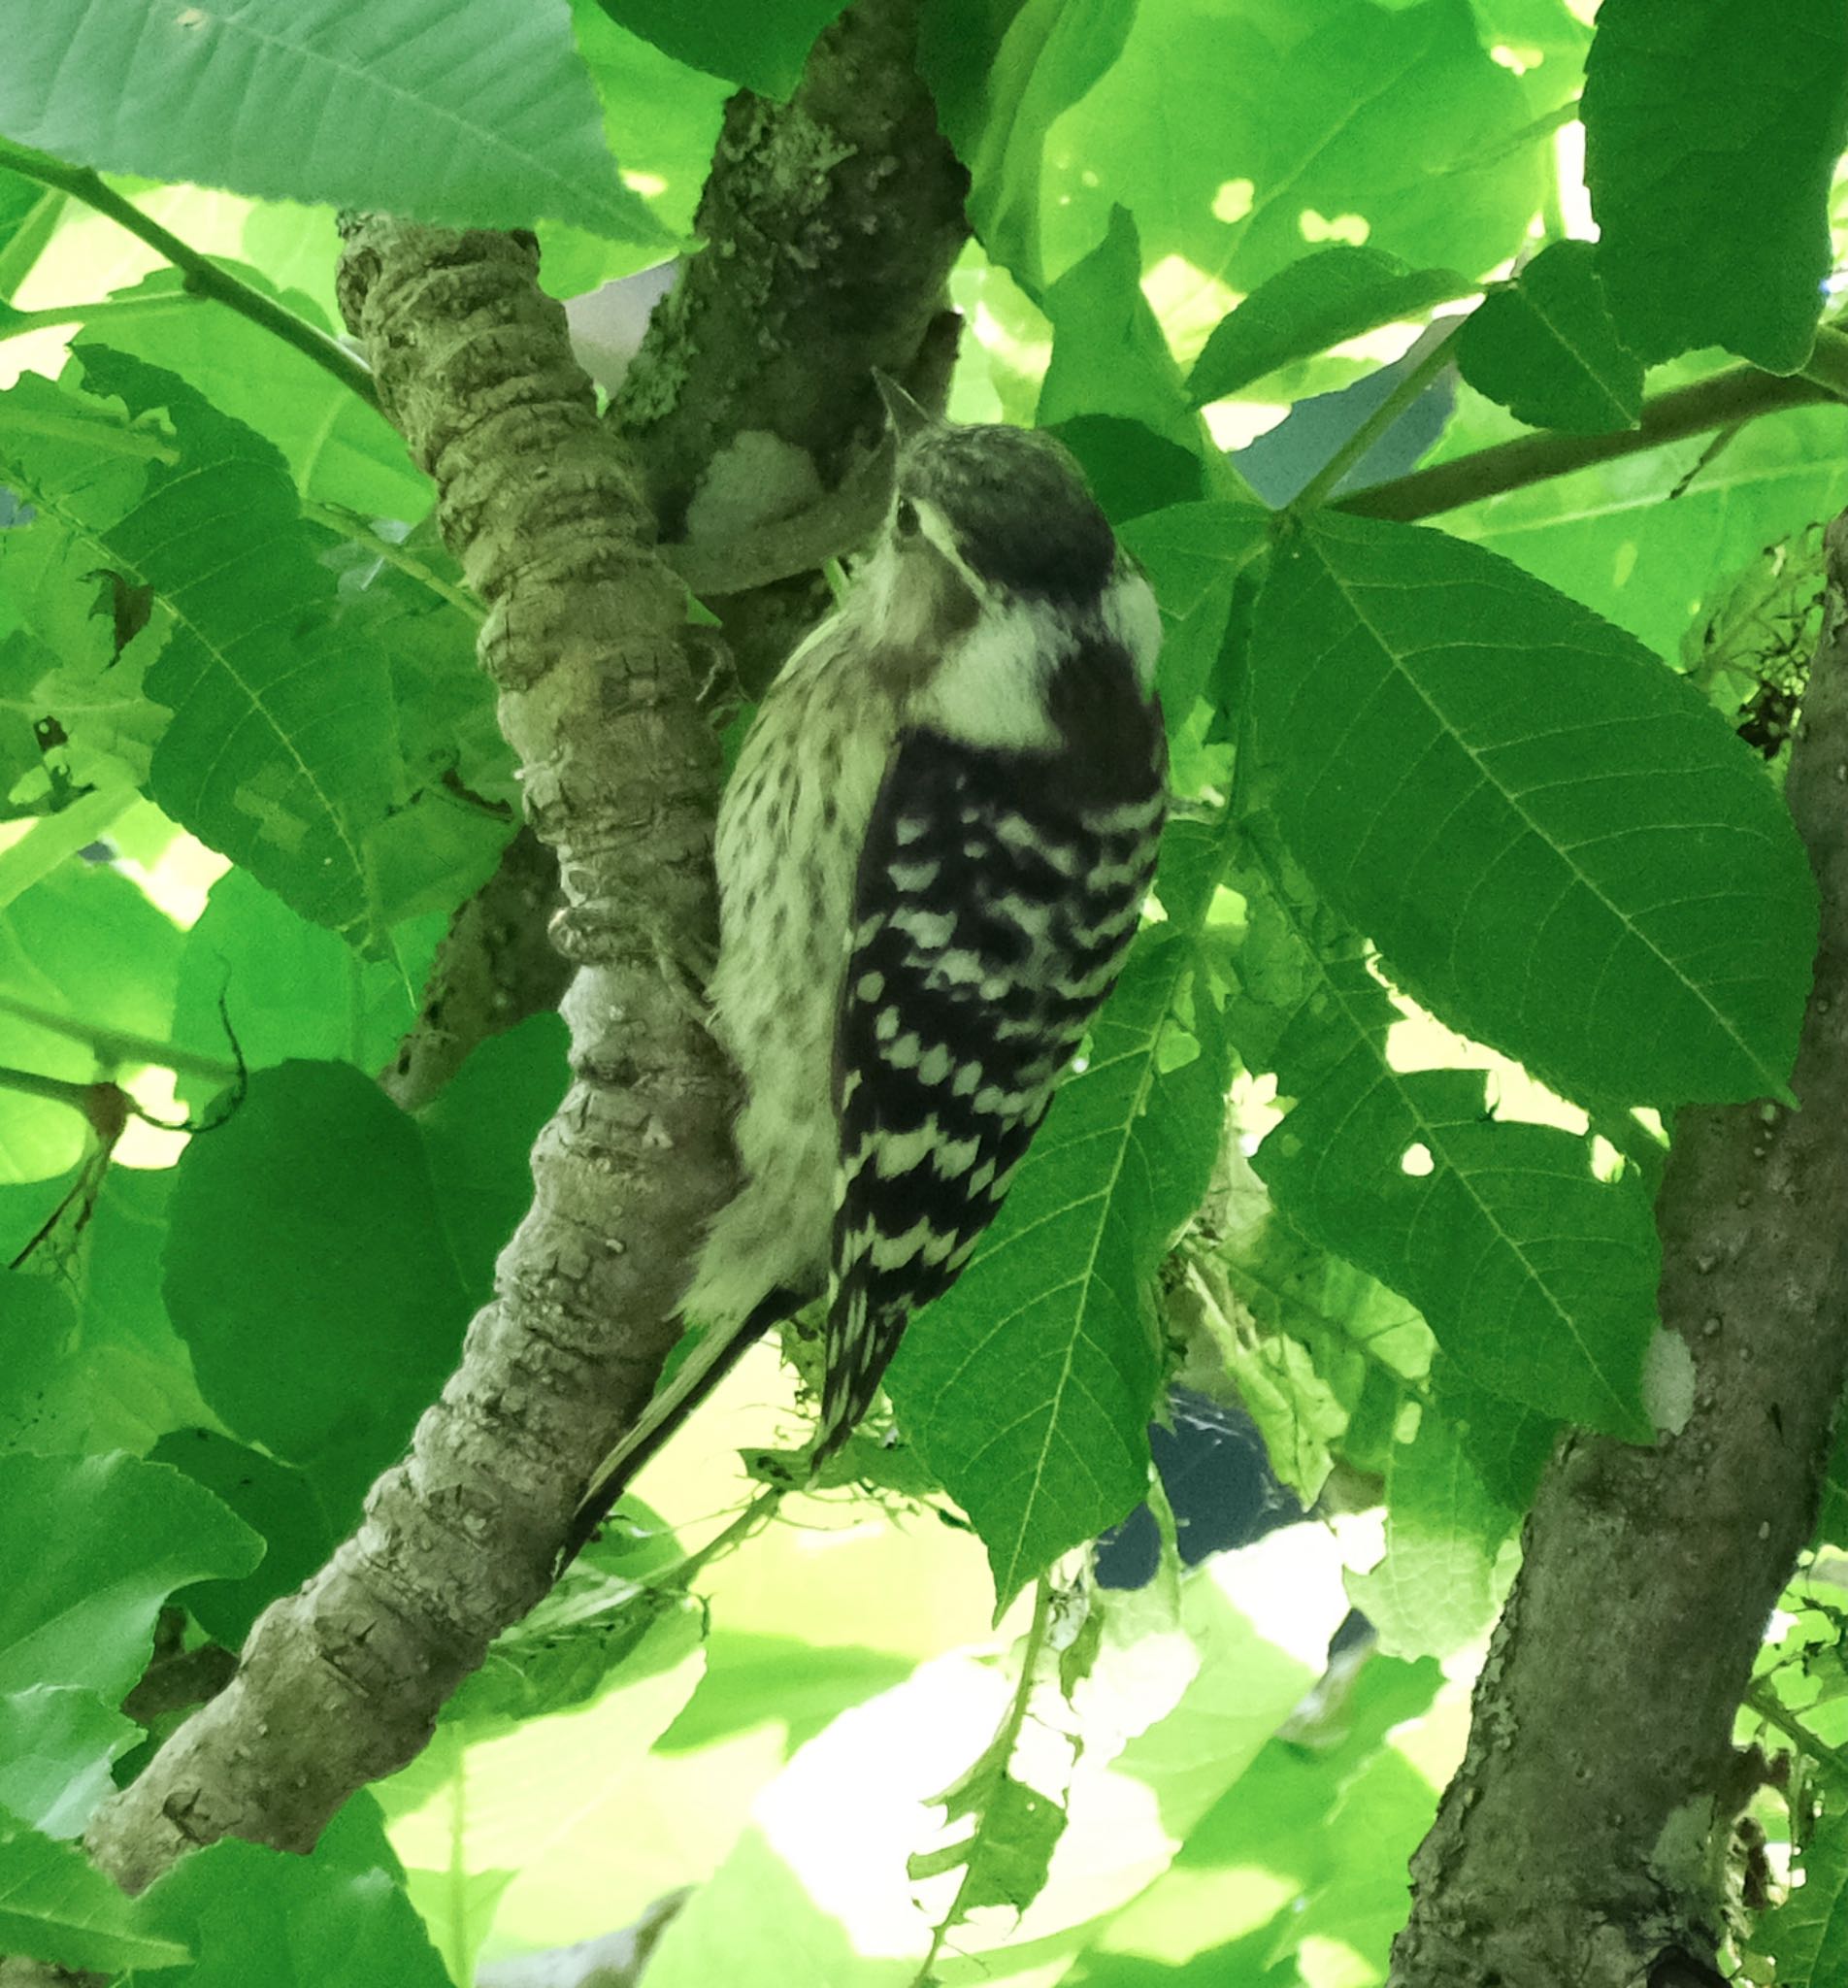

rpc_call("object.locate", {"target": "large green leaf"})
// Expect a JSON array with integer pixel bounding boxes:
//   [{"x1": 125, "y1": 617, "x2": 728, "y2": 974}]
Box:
[
  {"x1": 0, "y1": 1451, "x2": 257, "y2": 1702},
  {"x1": 1118, "y1": 499, "x2": 1270, "y2": 720},
  {"x1": 0, "y1": 374, "x2": 171, "y2": 816},
  {"x1": 1231, "y1": 815, "x2": 1657, "y2": 1435},
  {"x1": 1345, "y1": 1403, "x2": 1517, "y2": 1657},
  {"x1": 0, "y1": 1167, "x2": 214, "y2": 1457},
  {"x1": 1456, "y1": 240, "x2": 1643, "y2": 435},
  {"x1": 0, "y1": 1690, "x2": 138, "y2": 1840},
  {"x1": 73, "y1": 348, "x2": 506, "y2": 941},
  {"x1": 171, "y1": 870, "x2": 439, "y2": 1109},
  {"x1": 0, "y1": 0, "x2": 667, "y2": 245},
  {"x1": 136, "y1": 1833, "x2": 449, "y2": 1988},
  {"x1": 149, "y1": 1430, "x2": 340, "y2": 1649},
  {"x1": 1038, "y1": 206, "x2": 1202, "y2": 457},
  {"x1": 0, "y1": 861, "x2": 182, "y2": 1183},
  {"x1": 1189, "y1": 247, "x2": 1475, "y2": 406},
  {"x1": 1757, "y1": 1787, "x2": 1848, "y2": 1984},
  {"x1": 920, "y1": 0, "x2": 1140, "y2": 289},
  {"x1": 0, "y1": 1816, "x2": 189, "y2": 1972},
  {"x1": 1582, "y1": 0, "x2": 1848, "y2": 372},
  {"x1": 0, "y1": 352, "x2": 405, "y2": 937},
  {"x1": 163, "y1": 1023, "x2": 566, "y2": 1504},
  {"x1": 72, "y1": 269, "x2": 432, "y2": 521},
  {"x1": 569, "y1": 2, "x2": 732, "y2": 267},
  {"x1": 1071, "y1": 1654, "x2": 1438, "y2": 1979},
  {"x1": 889, "y1": 823, "x2": 1233, "y2": 1610},
  {"x1": 1443, "y1": 393, "x2": 1848, "y2": 663},
  {"x1": 596, "y1": 0, "x2": 848, "y2": 97},
  {"x1": 1042, "y1": 0, "x2": 1548, "y2": 297},
  {"x1": 1248, "y1": 512, "x2": 1817, "y2": 1108},
  {"x1": 645, "y1": 1540, "x2": 1351, "y2": 1987}
]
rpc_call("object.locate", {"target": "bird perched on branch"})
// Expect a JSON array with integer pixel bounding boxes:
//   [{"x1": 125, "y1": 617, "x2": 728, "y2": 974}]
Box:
[{"x1": 568, "y1": 377, "x2": 1166, "y2": 1556}]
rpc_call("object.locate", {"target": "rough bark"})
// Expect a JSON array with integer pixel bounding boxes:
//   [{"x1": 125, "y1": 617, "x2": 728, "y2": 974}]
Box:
[
  {"x1": 1390, "y1": 516, "x2": 1848, "y2": 1984},
  {"x1": 80, "y1": 220, "x2": 738, "y2": 1896},
  {"x1": 615, "y1": 0, "x2": 968, "y2": 695}
]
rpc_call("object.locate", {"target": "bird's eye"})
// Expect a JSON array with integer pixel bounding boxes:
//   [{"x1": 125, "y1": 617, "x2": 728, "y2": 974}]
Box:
[{"x1": 895, "y1": 498, "x2": 920, "y2": 539}]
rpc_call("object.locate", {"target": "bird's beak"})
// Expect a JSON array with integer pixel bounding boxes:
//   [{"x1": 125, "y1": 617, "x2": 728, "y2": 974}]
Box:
[{"x1": 873, "y1": 370, "x2": 938, "y2": 441}]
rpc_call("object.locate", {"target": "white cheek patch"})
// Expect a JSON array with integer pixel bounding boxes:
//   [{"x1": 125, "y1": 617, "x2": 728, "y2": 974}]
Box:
[{"x1": 912, "y1": 599, "x2": 1065, "y2": 752}]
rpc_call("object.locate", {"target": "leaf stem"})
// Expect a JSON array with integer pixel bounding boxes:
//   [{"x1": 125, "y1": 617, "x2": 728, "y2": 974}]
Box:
[
  {"x1": 0, "y1": 139, "x2": 380, "y2": 412},
  {"x1": 1289, "y1": 322, "x2": 1464, "y2": 518},
  {"x1": 664, "y1": 1486, "x2": 782, "y2": 1590},
  {"x1": 1337, "y1": 364, "x2": 1840, "y2": 524},
  {"x1": 0, "y1": 994, "x2": 241, "y2": 1083},
  {"x1": 910, "y1": 1576, "x2": 1055, "y2": 1988},
  {"x1": 0, "y1": 292, "x2": 203, "y2": 342},
  {"x1": 0, "y1": 1062, "x2": 100, "y2": 1113},
  {"x1": 301, "y1": 503, "x2": 481, "y2": 622}
]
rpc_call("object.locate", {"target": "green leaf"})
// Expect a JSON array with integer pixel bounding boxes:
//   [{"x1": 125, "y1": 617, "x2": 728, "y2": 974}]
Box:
[
  {"x1": 643, "y1": 1534, "x2": 1351, "y2": 1988},
  {"x1": 1281, "y1": 1740, "x2": 1444, "y2": 1975},
  {"x1": 47, "y1": 347, "x2": 401, "y2": 937},
  {"x1": 569, "y1": 2, "x2": 733, "y2": 261},
  {"x1": 596, "y1": 0, "x2": 849, "y2": 97},
  {"x1": 1754, "y1": 1786, "x2": 1848, "y2": 1983},
  {"x1": 148, "y1": 1431, "x2": 338, "y2": 1649},
  {"x1": 0, "y1": 1451, "x2": 258, "y2": 1702},
  {"x1": 72, "y1": 268, "x2": 433, "y2": 521},
  {"x1": 1189, "y1": 247, "x2": 1475, "y2": 406},
  {"x1": 1118, "y1": 499, "x2": 1270, "y2": 720},
  {"x1": 163, "y1": 1027, "x2": 566, "y2": 1497},
  {"x1": 0, "y1": 375, "x2": 172, "y2": 815},
  {"x1": 1231, "y1": 817, "x2": 1657, "y2": 1435},
  {"x1": 0, "y1": 1689, "x2": 139, "y2": 1840},
  {"x1": 920, "y1": 0, "x2": 1140, "y2": 289},
  {"x1": 0, "y1": 859, "x2": 182, "y2": 1183},
  {"x1": 1043, "y1": 0, "x2": 1547, "y2": 298},
  {"x1": 1446, "y1": 395, "x2": 1848, "y2": 663},
  {"x1": 2, "y1": 0, "x2": 668, "y2": 245},
  {"x1": 1430, "y1": 1351, "x2": 1559, "y2": 1508},
  {"x1": 909, "y1": 1756, "x2": 1067, "y2": 1912},
  {"x1": 136, "y1": 1834, "x2": 449, "y2": 1988},
  {"x1": 1248, "y1": 512, "x2": 1818, "y2": 1107},
  {"x1": 1582, "y1": 0, "x2": 1848, "y2": 372},
  {"x1": 0, "y1": 1813, "x2": 190, "y2": 1972},
  {"x1": 1075, "y1": 1654, "x2": 1438, "y2": 1978},
  {"x1": 158, "y1": 1061, "x2": 457, "y2": 1472},
  {"x1": 1345, "y1": 1404, "x2": 1518, "y2": 1656},
  {"x1": 0, "y1": 1167, "x2": 214, "y2": 1455},
  {"x1": 889, "y1": 823, "x2": 1234, "y2": 1610},
  {"x1": 657, "y1": 1633, "x2": 913, "y2": 1759},
  {"x1": 380, "y1": 1607, "x2": 706, "y2": 1940},
  {"x1": 172, "y1": 870, "x2": 439, "y2": 1109},
  {"x1": 1039, "y1": 206, "x2": 1202, "y2": 457},
  {"x1": 1456, "y1": 239, "x2": 1644, "y2": 433}
]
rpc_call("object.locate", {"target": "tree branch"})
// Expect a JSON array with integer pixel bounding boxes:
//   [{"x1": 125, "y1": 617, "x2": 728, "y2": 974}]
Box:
[
  {"x1": 1340, "y1": 366, "x2": 1838, "y2": 525},
  {"x1": 1390, "y1": 514, "x2": 1848, "y2": 1986},
  {"x1": 79, "y1": 218, "x2": 739, "y2": 1896},
  {"x1": 614, "y1": 0, "x2": 969, "y2": 695}
]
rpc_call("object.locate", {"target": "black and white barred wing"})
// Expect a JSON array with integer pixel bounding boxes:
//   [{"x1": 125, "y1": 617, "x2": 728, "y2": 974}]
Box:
[{"x1": 818, "y1": 727, "x2": 1164, "y2": 1457}]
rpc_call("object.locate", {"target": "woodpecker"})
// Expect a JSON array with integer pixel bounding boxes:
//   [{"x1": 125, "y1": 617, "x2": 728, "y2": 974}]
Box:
[{"x1": 568, "y1": 379, "x2": 1166, "y2": 1552}]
